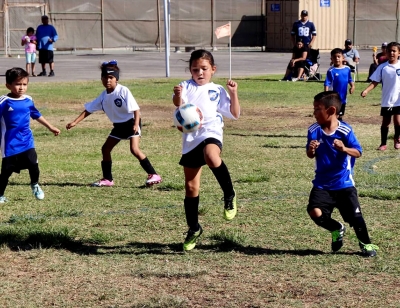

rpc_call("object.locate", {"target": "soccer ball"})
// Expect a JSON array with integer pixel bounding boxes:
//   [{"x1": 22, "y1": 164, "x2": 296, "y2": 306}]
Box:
[{"x1": 173, "y1": 103, "x2": 203, "y2": 133}]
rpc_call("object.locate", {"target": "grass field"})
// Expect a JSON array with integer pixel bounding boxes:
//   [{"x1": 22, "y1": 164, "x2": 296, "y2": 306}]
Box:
[{"x1": 0, "y1": 74, "x2": 399, "y2": 307}]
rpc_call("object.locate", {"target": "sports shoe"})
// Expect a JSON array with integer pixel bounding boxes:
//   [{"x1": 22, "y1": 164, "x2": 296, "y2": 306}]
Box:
[
  {"x1": 146, "y1": 174, "x2": 162, "y2": 186},
  {"x1": 0, "y1": 196, "x2": 8, "y2": 203},
  {"x1": 183, "y1": 225, "x2": 203, "y2": 251},
  {"x1": 394, "y1": 138, "x2": 400, "y2": 149},
  {"x1": 31, "y1": 183, "x2": 44, "y2": 200},
  {"x1": 331, "y1": 223, "x2": 346, "y2": 252},
  {"x1": 377, "y1": 145, "x2": 387, "y2": 151},
  {"x1": 292, "y1": 78, "x2": 298, "y2": 82},
  {"x1": 91, "y1": 178, "x2": 114, "y2": 187},
  {"x1": 38, "y1": 71, "x2": 47, "y2": 76},
  {"x1": 223, "y1": 190, "x2": 237, "y2": 221},
  {"x1": 359, "y1": 242, "x2": 379, "y2": 257},
  {"x1": 48, "y1": 71, "x2": 55, "y2": 77}
]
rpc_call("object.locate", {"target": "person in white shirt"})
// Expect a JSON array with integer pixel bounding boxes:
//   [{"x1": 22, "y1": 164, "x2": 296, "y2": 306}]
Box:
[
  {"x1": 172, "y1": 49, "x2": 240, "y2": 251},
  {"x1": 361, "y1": 42, "x2": 400, "y2": 151},
  {"x1": 66, "y1": 60, "x2": 162, "y2": 187}
]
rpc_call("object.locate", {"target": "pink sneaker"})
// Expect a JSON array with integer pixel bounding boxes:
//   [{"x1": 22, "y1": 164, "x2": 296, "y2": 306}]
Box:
[
  {"x1": 91, "y1": 178, "x2": 114, "y2": 187},
  {"x1": 395, "y1": 139, "x2": 400, "y2": 149},
  {"x1": 146, "y1": 174, "x2": 162, "y2": 186},
  {"x1": 377, "y1": 145, "x2": 387, "y2": 151}
]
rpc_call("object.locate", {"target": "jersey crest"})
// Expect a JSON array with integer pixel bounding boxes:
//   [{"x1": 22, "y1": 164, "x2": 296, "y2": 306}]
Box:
[
  {"x1": 208, "y1": 90, "x2": 219, "y2": 102},
  {"x1": 114, "y1": 98, "x2": 122, "y2": 107}
]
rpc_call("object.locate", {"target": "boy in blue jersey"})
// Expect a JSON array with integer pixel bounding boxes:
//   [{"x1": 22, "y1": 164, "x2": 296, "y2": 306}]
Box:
[
  {"x1": 324, "y1": 48, "x2": 354, "y2": 121},
  {"x1": 0, "y1": 67, "x2": 60, "y2": 202},
  {"x1": 306, "y1": 91, "x2": 378, "y2": 257}
]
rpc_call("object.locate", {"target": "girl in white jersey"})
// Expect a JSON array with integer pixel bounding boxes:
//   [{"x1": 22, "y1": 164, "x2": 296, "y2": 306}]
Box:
[
  {"x1": 173, "y1": 50, "x2": 240, "y2": 251},
  {"x1": 361, "y1": 42, "x2": 400, "y2": 151},
  {"x1": 66, "y1": 60, "x2": 162, "y2": 187}
]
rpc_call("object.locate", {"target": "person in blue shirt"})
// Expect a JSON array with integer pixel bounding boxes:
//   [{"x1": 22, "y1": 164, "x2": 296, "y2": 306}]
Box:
[
  {"x1": 0, "y1": 67, "x2": 60, "y2": 203},
  {"x1": 306, "y1": 91, "x2": 378, "y2": 257},
  {"x1": 291, "y1": 10, "x2": 317, "y2": 48},
  {"x1": 324, "y1": 48, "x2": 355, "y2": 121},
  {"x1": 36, "y1": 15, "x2": 58, "y2": 77}
]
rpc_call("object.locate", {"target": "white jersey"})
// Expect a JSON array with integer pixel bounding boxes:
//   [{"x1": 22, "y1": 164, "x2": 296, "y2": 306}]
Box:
[
  {"x1": 370, "y1": 61, "x2": 400, "y2": 107},
  {"x1": 178, "y1": 79, "x2": 237, "y2": 154},
  {"x1": 84, "y1": 84, "x2": 140, "y2": 123}
]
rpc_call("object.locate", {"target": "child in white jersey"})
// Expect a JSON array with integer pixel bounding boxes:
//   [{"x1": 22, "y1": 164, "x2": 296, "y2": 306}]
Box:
[
  {"x1": 21, "y1": 27, "x2": 37, "y2": 77},
  {"x1": 173, "y1": 49, "x2": 240, "y2": 251},
  {"x1": 66, "y1": 60, "x2": 162, "y2": 187},
  {"x1": 361, "y1": 42, "x2": 400, "y2": 151}
]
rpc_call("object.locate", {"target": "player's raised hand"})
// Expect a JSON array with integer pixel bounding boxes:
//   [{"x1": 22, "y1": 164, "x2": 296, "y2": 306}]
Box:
[
  {"x1": 226, "y1": 80, "x2": 238, "y2": 93},
  {"x1": 333, "y1": 139, "x2": 345, "y2": 151},
  {"x1": 173, "y1": 85, "x2": 183, "y2": 97}
]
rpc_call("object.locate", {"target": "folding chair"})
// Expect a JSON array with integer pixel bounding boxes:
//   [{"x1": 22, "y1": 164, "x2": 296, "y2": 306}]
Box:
[
  {"x1": 305, "y1": 49, "x2": 321, "y2": 81},
  {"x1": 351, "y1": 62, "x2": 359, "y2": 81}
]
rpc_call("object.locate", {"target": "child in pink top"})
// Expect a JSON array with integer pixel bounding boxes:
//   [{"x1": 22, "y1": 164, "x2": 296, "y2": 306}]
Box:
[{"x1": 21, "y1": 27, "x2": 37, "y2": 76}]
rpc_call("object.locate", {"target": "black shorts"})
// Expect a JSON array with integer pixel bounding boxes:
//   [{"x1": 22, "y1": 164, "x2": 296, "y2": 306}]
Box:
[
  {"x1": 38, "y1": 50, "x2": 54, "y2": 64},
  {"x1": 1, "y1": 148, "x2": 38, "y2": 174},
  {"x1": 380, "y1": 106, "x2": 400, "y2": 116},
  {"x1": 179, "y1": 138, "x2": 222, "y2": 168},
  {"x1": 307, "y1": 187, "x2": 363, "y2": 223},
  {"x1": 109, "y1": 118, "x2": 141, "y2": 140},
  {"x1": 339, "y1": 103, "x2": 346, "y2": 116}
]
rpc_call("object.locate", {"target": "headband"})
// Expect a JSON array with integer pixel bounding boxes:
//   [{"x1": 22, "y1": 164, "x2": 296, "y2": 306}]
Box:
[{"x1": 101, "y1": 67, "x2": 119, "y2": 80}]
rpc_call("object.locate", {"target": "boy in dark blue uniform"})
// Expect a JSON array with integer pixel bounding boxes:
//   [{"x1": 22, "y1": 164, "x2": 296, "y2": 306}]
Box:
[
  {"x1": 306, "y1": 91, "x2": 378, "y2": 257},
  {"x1": 324, "y1": 48, "x2": 355, "y2": 121}
]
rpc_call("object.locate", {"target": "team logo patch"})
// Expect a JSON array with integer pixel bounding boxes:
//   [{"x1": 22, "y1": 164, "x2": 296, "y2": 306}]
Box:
[
  {"x1": 208, "y1": 90, "x2": 219, "y2": 101},
  {"x1": 397, "y1": 69, "x2": 400, "y2": 76},
  {"x1": 114, "y1": 98, "x2": 122, "y2": 107}
]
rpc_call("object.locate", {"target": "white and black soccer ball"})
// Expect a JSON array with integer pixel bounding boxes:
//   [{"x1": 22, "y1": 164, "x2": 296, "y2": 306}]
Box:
[{"x1": 173, "y1": 103, "x2": 203, "y2": 133}]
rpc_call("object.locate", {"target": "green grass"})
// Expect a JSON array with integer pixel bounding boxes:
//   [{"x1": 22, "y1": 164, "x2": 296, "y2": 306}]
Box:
[{"x1": 0, "y1": 74, "x2": 399, "y2": 307}]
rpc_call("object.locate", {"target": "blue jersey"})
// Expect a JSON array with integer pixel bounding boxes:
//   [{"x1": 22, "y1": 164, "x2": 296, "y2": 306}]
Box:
[
  {"x1": 324, "y1": 66, "x2": 353, "y2": 104},
  {"x1": 0, "y1": 95, "x2": 41, "y2": 158},
  {"x1": 36, "y1": 24, "x2": 58, "y2": 50},
  {"x1": 291, "y1": 20, "x2": 317, "y2": 45},
  {"x1": 306, "y1": 121, "x2": 362, "y2": 190}
]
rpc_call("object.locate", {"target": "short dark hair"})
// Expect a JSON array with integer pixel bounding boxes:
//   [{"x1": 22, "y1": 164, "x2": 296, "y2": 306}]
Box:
[
  {"x1": 27, "y1": 27, "x2": 34, "y2": 34},
  {"x1": 330, "y1": 48, "x2": 343, "y2": 56},
  {"x1": 5, "y1": 67, "x2": 29, "y2": 84},
  {"x1": 387, "y1": 42, "x2": 400, "y2": 52},
  {"x1": 314, "y1": 91, "x2": 342, "y2": 115}
]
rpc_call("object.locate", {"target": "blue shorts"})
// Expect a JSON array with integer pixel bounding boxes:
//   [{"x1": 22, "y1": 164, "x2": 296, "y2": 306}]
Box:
[{"x1": 25, "y1": 52, "x2": 36, "y2": 64}]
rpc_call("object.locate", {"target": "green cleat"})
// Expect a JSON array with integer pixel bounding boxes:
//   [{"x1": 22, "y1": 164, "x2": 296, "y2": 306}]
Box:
[
  {"x1": 223, "y1": 190, "x2": 237, "y2": 221},
  {"x1": 183, "y1": 225, "x2": 203, "y2": 251},
  {"x1": 359, "y1": 242, "x2": 379, "y2": 257},
  {"x1": 331, "y1": 223, "x2": 346, "y2": 252}
]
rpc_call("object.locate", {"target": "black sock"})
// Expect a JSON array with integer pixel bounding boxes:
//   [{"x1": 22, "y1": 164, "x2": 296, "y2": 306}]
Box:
[
  {"x1": 381, "y1": 126, "x2": 389, "y2": 145},
  {"x1": 28, "y1": 163, "x2": 40, "y2": 184},
  {"x1": 0, "y1": 170, "x2": 12, "y2": 196},
  {"x1": 394, "y1": 125, "x2": 400, "y2": 140},
  {"x1": 139, "y1": 157, "x2": 157, "y2": 175},
  {"x1": 184, "y1": 196, "x2": 199, "y2": 231},
  {"x1": 352, "y1": 216, "x2": 371, "y2": 244},
  {"x1": 311, "y1": 214, "x2": 343, "y2": 232},
  {"x1": 101, "y1": 161, "x2": 113, "y2": 180},
  {"x1": 210, "y1": 161, "x2": 234, "y2": 199}
]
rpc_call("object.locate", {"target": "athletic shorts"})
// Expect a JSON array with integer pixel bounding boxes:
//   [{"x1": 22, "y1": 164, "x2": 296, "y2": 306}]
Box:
[
  {"x1": 38, "y1": 49, "x2": 54, "y2": 64},
  {"x1": 1, "y1": 148, "x2": 38, "y2": 174},
  {"x1": 25, "y1": 52, "x2": 36, "y2": 64},
  {"x1": 179, "y1": 137, "x2": 222, "y2": 168},
  {"x1": 339, "y1": 103, "x2": 346, "y2": 116},
  {"x1": 109, "y1": 118, "x2": 141, "y2": 140},
  {"x1": 380, "y1": 106, "x2": 400, "y2": 116},
  {"x1": 307, "y1": 186, "x2": 363, "y2": 223}
]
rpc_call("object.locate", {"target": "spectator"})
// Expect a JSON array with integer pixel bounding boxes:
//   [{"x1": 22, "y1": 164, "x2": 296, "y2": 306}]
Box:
[
  {"x1": 291, "y1": 10, "x2": 317, "y2": 48},
  {"x1": 36, "y1": 15, "x2": 58, "y2": 77},
  {"x1": 342, "y1": 39, "x2": 360, "y2": 70},
  {"x1": 281, "y1": 39, "x2": 309, "y2": 82},
  {"x1": 21, "y1": 27, "x2": 37, "y2": 77},
  {"x1": 367, "y1": 42, "x2": 388, "y2": 82}
]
